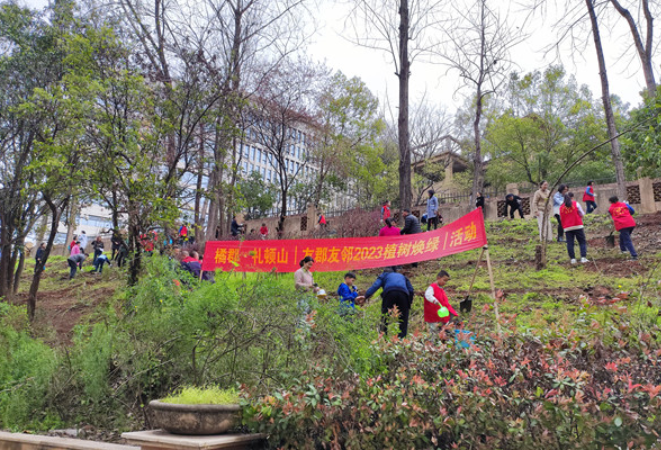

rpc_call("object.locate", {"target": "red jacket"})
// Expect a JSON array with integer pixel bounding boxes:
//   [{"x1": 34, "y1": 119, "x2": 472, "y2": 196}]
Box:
[
  {"x1": 424, "y1": 283, "x2": 458, "y2": 324},
  {"x1": 582, "y1": 186, "x2": 595, "y2": 202},
  {"x1": 559, "y1": 201, "x2": 584, "y2": 231},
  {"x1": 609, "y1": 202, "x2": 636, "y2": 231}
]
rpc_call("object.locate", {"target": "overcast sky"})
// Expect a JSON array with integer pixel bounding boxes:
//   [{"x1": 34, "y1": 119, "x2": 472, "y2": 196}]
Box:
[{"x1": 19, "y1": 0, "x2": 658, "y2": 114}]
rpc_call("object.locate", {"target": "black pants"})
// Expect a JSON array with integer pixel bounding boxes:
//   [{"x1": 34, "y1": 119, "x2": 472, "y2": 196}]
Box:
[
  {"x1": 508, "y1": 205, "x2": 524, "y2": 219},
  {"x1": 68, "y1": 259, "x2": 78, "y2": 279},
  {"x1": 565, "y1": 229, "x2": 587, "y2": 260},
  {"x1": 427, "y1": 216, "x2": 438, "y2": 231},
  {"x1": 554, "y1": 214, "x2": 564, "y2": 239},
  {"x1": 381, "y1": 290, "x2": 411, "y2": 338}
]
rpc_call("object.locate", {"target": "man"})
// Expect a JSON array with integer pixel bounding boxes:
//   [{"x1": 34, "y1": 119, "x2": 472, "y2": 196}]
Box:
[
  {"x1": 505, "y1": 194, "x2": 525, "y2": 219},
  {"x1": 400, "y1": 209, "x2": 422, "y2": 268},
  {"x1": 231, "y1": 216, "x2": 244, "y2": 237},
  {"x1": 91, "y1": 236, "x2": 105, "y2": 264},
  {"x1": 67, "y1": 252, "x2": 87, "y2": 280},
  {"x1": 400, "y1": 209, "x2": 422, "y2": 236},
  {"x1": 35, "y1": 242, "x2": 46, "y2": 273},
  {"x1": 365, "y1": 267, "x2": 415, "y2": 338},
  {"x1": 426, "y1": 190, "x2": 440, "y2": 231},
  {"x1": 111, "y1": 230, "x2": 122, "y2": 261}
]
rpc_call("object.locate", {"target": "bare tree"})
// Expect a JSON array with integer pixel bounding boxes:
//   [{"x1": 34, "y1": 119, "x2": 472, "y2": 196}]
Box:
[
  {"x1": 608, "y1": 0, "x2": 657, "y2": 97},
  {"x1": 347, "y1": 0, "x2": 445, "y2": 210},
  {"x1": 585, "y1": 0, "x2": 627, "y2": 200},
  {"x1": 437, "y1": 0, "x2": 521, "y2": 204}
]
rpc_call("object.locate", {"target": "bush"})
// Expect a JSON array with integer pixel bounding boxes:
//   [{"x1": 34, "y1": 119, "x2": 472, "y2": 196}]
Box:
[{"x1": 242, "y1": 310, "x2": 661, "y2": 449}]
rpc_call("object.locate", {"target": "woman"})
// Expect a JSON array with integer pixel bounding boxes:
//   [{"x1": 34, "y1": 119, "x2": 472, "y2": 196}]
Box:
[
  {"x1": 559, "y1": 192, "x2": 589, "y2": 264},
  {"x1": 552, "y1": 184, "x2": 568, "y2": 243},
  {"x1": 294, "y1": 256, "x2": 319, "y2": 293},
  {"x1": 379, "y1": 218, "x2": 401, "y2": 236},
  {"x1": 531, "y1": 181, "x2": 554, "y2": 242}
]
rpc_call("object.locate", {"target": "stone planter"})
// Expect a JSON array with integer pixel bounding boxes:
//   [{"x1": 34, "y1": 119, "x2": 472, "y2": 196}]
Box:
[{"x1": 149, "y1": 400, "x2": 240, "y2": 435}]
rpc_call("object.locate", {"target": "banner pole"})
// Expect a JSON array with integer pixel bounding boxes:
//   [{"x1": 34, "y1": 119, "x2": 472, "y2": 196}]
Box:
[
  {"x1": 466, "y1": 247, "x2": 486, "y2": 297},
  {"x1": 483, "y1": 245, "x2": 501, "y2": 331}
]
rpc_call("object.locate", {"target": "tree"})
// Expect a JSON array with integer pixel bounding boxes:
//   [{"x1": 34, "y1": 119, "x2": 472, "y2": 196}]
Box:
[
  {"x1": 347, "y1": 0, "x2": 444, "y2": 210},
  {"x1": 484, "y1": 66, "x2": 610, "y2": 186},
  {"x1": 314, "y1": 71, "x2": 383, "y2": 209},
  {"x1": 585, "y1": 0, "x2": 627, "y2": 200},
  {"x1": 608, "y1": 0, "x2": 657, "y2": 98},
  {"x1": 237, "y1": 171, "x2": 277, "y2": 219},
  {"x1": 438, "y1": 0, "x2": 521, "y2": 204}
]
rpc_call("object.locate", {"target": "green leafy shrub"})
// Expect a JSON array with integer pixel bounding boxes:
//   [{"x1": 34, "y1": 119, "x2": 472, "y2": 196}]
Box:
[{"x1": 161, "y1": 386, "x2": 239, "y2": 405}]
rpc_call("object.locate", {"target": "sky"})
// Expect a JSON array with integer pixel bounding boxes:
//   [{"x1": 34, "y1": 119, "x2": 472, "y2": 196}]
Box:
[{"x1": 19, "y1": 0, "x2": 657, "y2": 115}]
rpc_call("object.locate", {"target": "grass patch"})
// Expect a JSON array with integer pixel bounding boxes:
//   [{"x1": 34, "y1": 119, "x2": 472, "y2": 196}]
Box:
[{"x1": 161, "y1": 386, "x2": 240, "y2": 405}]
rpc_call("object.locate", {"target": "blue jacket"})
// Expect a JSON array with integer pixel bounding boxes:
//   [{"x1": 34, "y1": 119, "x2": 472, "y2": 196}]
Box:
[
  {"x1": 553, "y1": 191, "x2": 565, "y2": 208},
  {"x1": 365, "y1": 271, "x2": 414, "y2": 300},
  {"x1": 426, "y1": 195, "x2": 439, "y2": 217},
  {"x1": 338, "y1": 282, "x2": 358, "y2": 309}
]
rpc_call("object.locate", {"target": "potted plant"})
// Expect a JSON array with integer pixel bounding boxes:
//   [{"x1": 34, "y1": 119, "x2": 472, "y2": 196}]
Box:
[{"x1": 150, "y1": 386, "x2": 241, "y2": 435}]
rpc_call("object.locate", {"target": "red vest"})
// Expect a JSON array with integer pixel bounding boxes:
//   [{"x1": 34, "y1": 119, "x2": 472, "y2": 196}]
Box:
[
  {"x1": 424, "y1": 283, "x2": 457, "y2": 324},
  {"x1": 559, "y1": 201, "x2": 583, "y2": 231},
  {"x1": 319, "y1": 215, "x2": 327, "y2": 225},
  {"x1": 609, "y1": 202, "x2": 636, "y2": 231},
  {"x1": 382, "y1": 205, "x2": 391, "y2": 220},
  {"x1": 582, "y1": 186, "x2": 595, "y2": 202}
]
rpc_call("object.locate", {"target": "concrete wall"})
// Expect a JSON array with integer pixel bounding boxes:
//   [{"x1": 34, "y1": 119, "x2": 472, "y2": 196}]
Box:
[{"x1": 0, "y1": 431, "x2": 137, "y2": 450}]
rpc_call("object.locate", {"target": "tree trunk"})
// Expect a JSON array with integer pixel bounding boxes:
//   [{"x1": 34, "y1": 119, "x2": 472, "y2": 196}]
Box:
[
  {"x1": 12, "y1": 235, "x2": 27, "y2": 295},
  {"x1": 27, "y1": 197, "x2": 66, "y2": 322},
  {"x1": 586, "y1": 0, "x2": 627, "y2": 200},
  {"x1": 398, "y1": 0, "x2": 412, "y2": 211},
  {"x1": 471, "y1": 92, "x2": 484, "y2": 203}
]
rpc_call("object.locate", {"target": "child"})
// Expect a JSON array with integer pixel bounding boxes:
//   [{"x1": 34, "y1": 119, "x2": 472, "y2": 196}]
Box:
[
  {"x1": 259, "y1": 223, "x2": 269, "y2": 240},
  {"x1": 337, "y1": 272, "x2": 364, "y2": 316},
  {"x1": 424, "y1": 270, "x2": 458, "y2": 337},
  {"x1": 608, "y1": 196, "x2": 637, "y2": 260},
  {"x1": 583, "y1": 181, "x2": 597, "y2": 213}
]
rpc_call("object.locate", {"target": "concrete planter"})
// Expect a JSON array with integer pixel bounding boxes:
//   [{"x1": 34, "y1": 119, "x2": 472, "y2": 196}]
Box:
[{"x1": 149, "y1": 400, "x2": 240, "y2": 435}]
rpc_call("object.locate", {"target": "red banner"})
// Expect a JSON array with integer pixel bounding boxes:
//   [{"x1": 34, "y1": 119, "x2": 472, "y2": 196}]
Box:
[{"x1": 202, "y1": 209, "x2": 487, "y2": 273}]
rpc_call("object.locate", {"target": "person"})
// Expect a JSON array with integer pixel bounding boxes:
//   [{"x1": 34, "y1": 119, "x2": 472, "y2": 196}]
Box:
[
  {"x1": 400, "y1": 209, "x2": 422, "y2": 236},
  {"x1": 401, "y1": 209, "x2": 422, "y2": 267},
  {"x1": 294, "y1": 256, "x2": 319, "y2": 293},
  {"x1": 35, "y1": 242, "x2": 46, "y2": 273},
  {"x1": 381, "y1": 200, "x2": 391, "y2": 222},
  {"x1": 559, "y1": 192, "x2": 589, "y2": 264},
  {"x1": 475, "y1": 192, "x2": 485, "y2": 212},
  {"x1": 424, "y1": 270, "x2": 459, "y2": 338},
  {"x1": 93, "y1": 251, "x2": 111, "y2": 273},
  {"x1": 116, "y1": 239, "x2": 128, "y2": 268},
  {"x1": 67, "y1": 252, "x2": 87, "y2": 280},
  {"x1": 69, "y1": 235, "x2": 77, "y2": 253},
  {"x1": 70, "y1": 240, "x2": 81, "y2": 256},
  {"x1": 179, "y1": 223, "x2": 188, "y2": 244},
  {"x1": 91, "y1": 236, "x2": 105, "y2": 264},
  {"x1": 181, "y1": 251, "x2": 202, "y2": 278},
  {"x1": 583, "y1": 181, "x2": 598, "y2": 213},
  {"x1": 608, "y1": 196, "x2": 638, "y2": 261},
  {"x1": 111, "y1": 230, "x2": 122, "y2": 260},
  {"x1": 259, "y1": 223, "x2": 269, "y2": 240},
  {"x1": 231, "y1": 216, "x2": 244, "y2": 237},
  {"x1": 553, "y1": 184, "x2": 568, "y2": 243},
  {"x1": 318, "y1": 212, "x2": 327, "y2": 231},
  {"x1": 531, "y1": 181, "x2": 554, "y2": 242},
  {"x1": 78, "y1": 231, "x2": 88, "y2": 252},
  {"x1": 337, "y1": 272, "x2": 364, "y2": 317},
  {"x1": 505, "y1": 194, "x2": 524, "y2": 219},
  {"x1": 365, "y1": 267, "x2": 415, "y2": 338},
  {"x1": 426, "y1": 190, "x2": 440, "y2": 231},
  {"x1": 379, "y1": 218, "x2": 401, "y2": 236}
]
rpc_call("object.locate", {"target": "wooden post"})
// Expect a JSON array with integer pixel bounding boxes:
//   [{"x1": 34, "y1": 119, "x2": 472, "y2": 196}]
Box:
[
  {"x1": 484, "y1": 245, "x2": 500, "y2": 331},
  {"x1": 466, "y1": 247, "x2": 486, "y2": 296}
]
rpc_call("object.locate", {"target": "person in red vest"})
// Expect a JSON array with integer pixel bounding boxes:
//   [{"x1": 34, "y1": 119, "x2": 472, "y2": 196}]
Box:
[
  {"x1": 424, "y1": 270, "x2": 458, "y2": 338},
  {"x1": 381, "y1": 200, "x2": 391, "y2": 221},
  {"x1": 583, "y1": 181, "x2": 597, "y2": 213},
  {"x1": 178, "y1": 223, "x2": 188, "y2": 244},
  {"x1": 259, "y1": 223, "x2": 269, "y2": 240},
  {"x1": 608, "y1": 196, "x2": 637, "y2": 260},
  {"x1": 318, "y1": 212, "x2": 327, "y2": 230},
  {"x1": 559, "y1": 192, "x2": 589, "y2": 264}
]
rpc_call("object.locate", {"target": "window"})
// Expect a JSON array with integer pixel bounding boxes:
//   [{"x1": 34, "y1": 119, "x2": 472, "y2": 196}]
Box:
[
  {"x1": 243, "y1": 145, "x2": 249, "y2": 159},
  {"x1": 257, "y1": 148, "x2": 261, "y2": 162},
  {"x1": 252, "y1": 147, "x2": 256, "y2": 161}
]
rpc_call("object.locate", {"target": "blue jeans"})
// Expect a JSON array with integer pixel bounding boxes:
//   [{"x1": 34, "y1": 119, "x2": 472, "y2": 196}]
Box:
[
  {"x1": 586, "y1": 201, "x2": 597, "y2": 213},
  {"x1": 619, "y1": 227, "x2": 637, "y2": 258},
  {"x1": 94, "y1": 258, "x2": 108, "y2": 273},
  {"x1": 565, "y1": 229, "x2": 587, "y2": 260}
]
